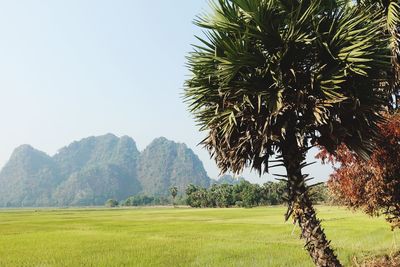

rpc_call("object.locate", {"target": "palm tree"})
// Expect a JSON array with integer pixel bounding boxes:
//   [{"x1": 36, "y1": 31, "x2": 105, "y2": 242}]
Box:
[
  {"x1": 169, "y1": 186, "x2": 178, "y2": 206},
  {"x1": 184, "y1": 1, "x2": 393, "y2": 266}
]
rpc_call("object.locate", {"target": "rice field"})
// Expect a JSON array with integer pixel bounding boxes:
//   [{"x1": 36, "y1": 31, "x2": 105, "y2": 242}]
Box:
[{"x1": 0, "y1": 206, "x2": 396, "y2": 266}]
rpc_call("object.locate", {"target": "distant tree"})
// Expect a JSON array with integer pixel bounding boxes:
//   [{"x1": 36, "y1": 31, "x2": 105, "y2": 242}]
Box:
[
  {"x1": 262, "y1": 181, "x2": 286, "y2": 205},
  {"x1": 153, "y1": 196, "x2": 170, "y2": 206},
  {"x1": 207, "y1": 184, "x2": 218, "y2": 207},
  {"x1": 239, "y1": 181, "x2": 261, "y2": 208},
  {"x1": 123, "y1": 195, "x2": 155, "y2": 206},
  {"x1": 231, "y1": 180, "x2": 262, "y2": 208},
  {"x1": 198, "y1": 188, "x2": 211, "y2": 208},
  {"x1": 308, "y1": 184, "x2": 329, "y2": 204},
  {"x1": 216, "y1": 183, "x2": 234, "y2": 207},
  {"x1": 169, "y1": 186, "x2": 178, "y2": 206},
  {"x1": 208, "y1": 183, "x2": 234, "y2": 207},
  {"x1": 185, "y1": 184, "x2": 202, "y2": 208},
  {"x1": 105, "y1": 199, "x2": 119, "y2": 208},
  {"x1": 317, "y1": 112, "x2": 400, "y2": 229}
]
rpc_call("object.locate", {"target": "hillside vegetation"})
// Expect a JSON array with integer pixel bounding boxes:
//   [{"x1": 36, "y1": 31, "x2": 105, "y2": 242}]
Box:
[{"x1": 0, "y1": 134, "x2": 210, "y2": 207}]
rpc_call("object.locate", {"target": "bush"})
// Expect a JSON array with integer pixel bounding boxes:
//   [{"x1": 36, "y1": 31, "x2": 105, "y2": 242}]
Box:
[{"x1": 105, "y1": 199, "x2": 119, "y2": 207}]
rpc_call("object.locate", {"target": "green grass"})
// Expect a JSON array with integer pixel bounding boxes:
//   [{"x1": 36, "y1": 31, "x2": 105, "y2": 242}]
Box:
[{"x1": 0, "y1": 206, "x2": 395, "y2": 267}]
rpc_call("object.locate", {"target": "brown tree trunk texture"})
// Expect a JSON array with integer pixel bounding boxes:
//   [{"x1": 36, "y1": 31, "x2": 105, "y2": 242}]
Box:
[{"x1": 283, "y1": 140, "x2": 342, "y2": 267}]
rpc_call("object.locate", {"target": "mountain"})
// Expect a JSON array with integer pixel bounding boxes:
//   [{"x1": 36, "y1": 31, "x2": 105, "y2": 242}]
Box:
[
  {"x1": 213, "y1": 175, "x2": 246, "y2": 185},
  {"x1": 52, "y1": 134, "x2": 142, "y2": 206},
  {"x1": 53, "y1": 134, "x2": 139, "y2": 179},
  {"x1": 0, "y1": 145, "x2": 60, "y2": 207},
  {"x1": 0, "y1": 134, "x2": 211, "y2": 207},
  {"x1": 53, "y1": 164, "x2": 139, "y2": 206},
  {"x1": 138, "y1": 137, "x2": 210, "y2": 195}
]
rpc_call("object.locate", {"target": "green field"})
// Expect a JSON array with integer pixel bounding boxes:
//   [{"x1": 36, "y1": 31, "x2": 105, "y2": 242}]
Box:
[{"x1": 0, "y1": 206, "x2": 395, "y2": 267}]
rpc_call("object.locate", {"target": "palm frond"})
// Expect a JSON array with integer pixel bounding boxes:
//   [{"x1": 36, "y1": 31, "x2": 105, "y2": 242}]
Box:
[{"x1": 184, "y1": 0, "x2": 392, "y2": 174}]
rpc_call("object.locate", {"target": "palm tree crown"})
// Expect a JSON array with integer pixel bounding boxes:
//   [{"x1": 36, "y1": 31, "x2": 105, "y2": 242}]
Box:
[{"x1": 185, "y1": 0, "x2": 391, "y2": 175}]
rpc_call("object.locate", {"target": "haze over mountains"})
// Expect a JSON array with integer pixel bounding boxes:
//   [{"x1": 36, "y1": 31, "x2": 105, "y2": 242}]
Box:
[{"x1": 0, "y1": 134, "x2": 211, "y2": 207}]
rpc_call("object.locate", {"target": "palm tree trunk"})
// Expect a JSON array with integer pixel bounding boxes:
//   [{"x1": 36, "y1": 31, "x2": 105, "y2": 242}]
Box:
[{"x1": 282, "y1": 139, "x2": 342, "y2": 267}]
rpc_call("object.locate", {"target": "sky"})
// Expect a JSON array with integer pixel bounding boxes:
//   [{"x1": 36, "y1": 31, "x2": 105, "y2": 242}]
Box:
[{"x1": 0, "y1": 0, "x2": 333, "y2": 183}]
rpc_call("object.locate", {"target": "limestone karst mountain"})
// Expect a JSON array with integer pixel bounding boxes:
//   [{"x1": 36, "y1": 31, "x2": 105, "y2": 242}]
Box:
[{"x1": 0, "y1": 134, "x2": 211, "y2": 207}]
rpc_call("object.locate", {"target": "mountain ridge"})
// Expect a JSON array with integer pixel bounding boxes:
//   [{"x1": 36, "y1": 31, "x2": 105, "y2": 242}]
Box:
[{"x1": 0, "y1": 134, "x2": 211, "y2": 207}]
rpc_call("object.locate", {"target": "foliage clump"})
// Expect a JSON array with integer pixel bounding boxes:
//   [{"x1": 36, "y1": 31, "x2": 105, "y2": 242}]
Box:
[
  {"x1": 317, "y1": 112, "x2": 400, "y2": 229},
  {"x1": 105, "y1": 199, "x2": 119, "y2": 208},
  {"x1": 186, "y1": 181, "x2": 306, "y2": 208}
]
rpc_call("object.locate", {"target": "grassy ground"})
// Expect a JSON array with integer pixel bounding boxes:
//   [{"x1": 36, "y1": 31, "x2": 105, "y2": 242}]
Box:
[{"x1": 0, "y1": 206, "x2": 396, "y2": 267}]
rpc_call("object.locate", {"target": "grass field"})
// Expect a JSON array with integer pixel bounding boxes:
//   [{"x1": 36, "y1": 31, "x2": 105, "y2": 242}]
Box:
[{"x1": 0, "y1": 206, "x2": 396, "y2": 267}]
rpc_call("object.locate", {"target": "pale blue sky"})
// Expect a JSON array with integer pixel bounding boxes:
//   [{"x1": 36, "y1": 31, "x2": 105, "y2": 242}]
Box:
[{"x1": 0, "y1": 0, "x2": 333, "y2": 183}]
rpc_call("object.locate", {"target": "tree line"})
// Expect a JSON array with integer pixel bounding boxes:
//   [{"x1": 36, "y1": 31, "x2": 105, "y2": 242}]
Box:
[
  {"x1": 105, "y1": 180, "x2": 328, "y2": 208},
  {"x1": 186, "y1": 181, "x2": 327, "y2": 208},
  {"x1": 186, "y1": 181, "x2": 285, "y2": 208}
]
